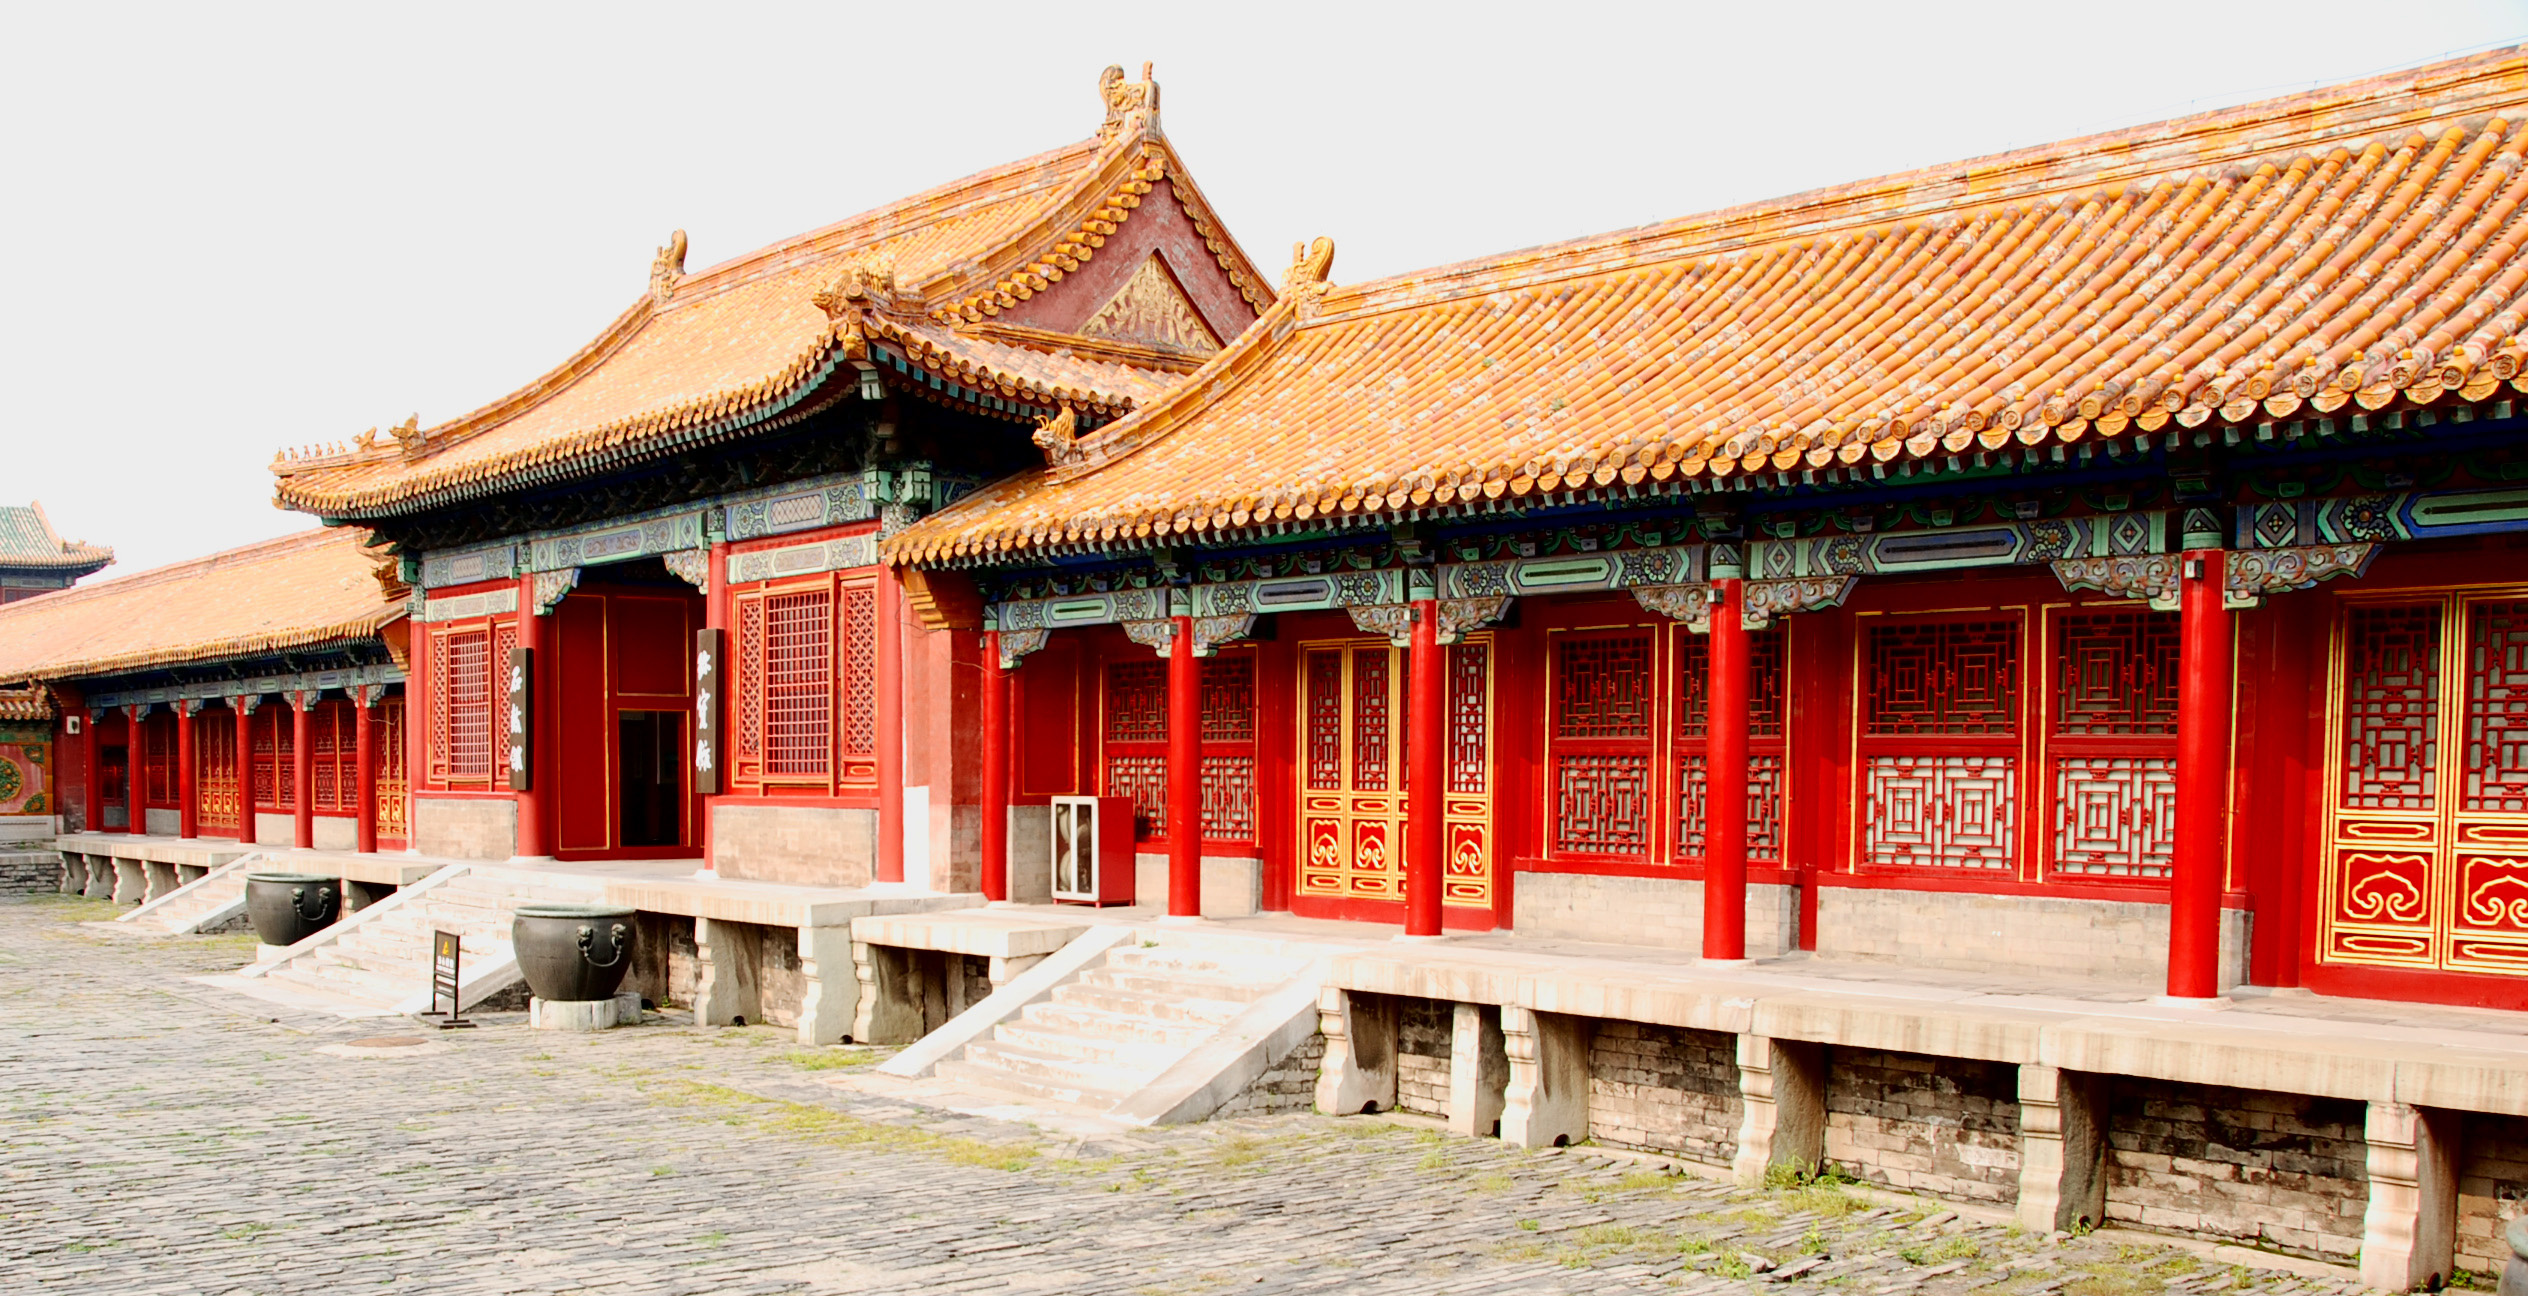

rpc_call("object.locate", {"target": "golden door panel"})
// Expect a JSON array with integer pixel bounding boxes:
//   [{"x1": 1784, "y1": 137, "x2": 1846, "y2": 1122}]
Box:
[
  {"x1": 1294, "y1": 637, "x2": 1493, "y2": 908},
  {"x1": 2323, "y1": 595, "x2": 2528, "y2": 974}
]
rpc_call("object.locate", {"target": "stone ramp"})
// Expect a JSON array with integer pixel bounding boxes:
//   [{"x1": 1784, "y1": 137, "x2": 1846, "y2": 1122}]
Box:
[
  {"x1": 109, "y1": 851, "x2": 272, "y2": 934},
  {"x1": 880, "y1": 922, "x2": 1325, "y2": 1126},
  {"x1": 229, "y1": 864, "x2": 604, "y2": 1015}
]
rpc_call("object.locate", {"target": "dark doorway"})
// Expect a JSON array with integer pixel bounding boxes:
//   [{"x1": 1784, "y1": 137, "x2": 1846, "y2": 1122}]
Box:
[{"x1": 618, "y1": 710, "x2": 685, "y2": 848}]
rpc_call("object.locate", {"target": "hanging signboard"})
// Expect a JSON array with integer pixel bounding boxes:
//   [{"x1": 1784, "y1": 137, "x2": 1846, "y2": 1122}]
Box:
[
  {"x1": 693, "y1": 629, "x2": 723, "y2": 796},
  {"x1": 506, "y1": 647, "x2": 532, "y2": 792}
]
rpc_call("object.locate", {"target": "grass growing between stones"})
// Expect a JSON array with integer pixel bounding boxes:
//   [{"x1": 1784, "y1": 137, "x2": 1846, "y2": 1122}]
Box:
[
  {"x1": 644, "y1": 1080, "x2": 1042, "y2": 1171},
  {"x1": 1901, "y1": 1234, "x2": 1985, "y2": 1266},
  {"x1": 781, "y1": 1047, "x2": 884, "y2": 1072}
]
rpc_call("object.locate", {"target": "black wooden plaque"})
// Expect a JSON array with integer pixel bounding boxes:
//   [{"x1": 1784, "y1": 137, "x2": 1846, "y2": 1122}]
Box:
[{"x1": 693, "y1": 628, "x2": 723, "y2": 796}]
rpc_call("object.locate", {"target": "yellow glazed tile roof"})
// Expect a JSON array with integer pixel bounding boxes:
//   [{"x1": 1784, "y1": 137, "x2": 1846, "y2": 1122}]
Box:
[
  {"x1": 273, "y1": 68, "x2": 1268, "y2": 519},
  {"x1": 891, "y1": 46, "x2": 2528, "y2": 565},
  {"x1": 0, "y1": 528, "x2": 402, "y2": 684}
]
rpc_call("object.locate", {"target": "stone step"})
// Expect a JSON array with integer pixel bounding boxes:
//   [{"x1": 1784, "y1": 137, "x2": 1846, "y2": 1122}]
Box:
[
  {"x1": 1047, "y1": 980, "x2": 1250, "y2": 1025},
  {"x1": 268, "y1": 959, "x2": 412, "y2": 1006},
  {"x1": 939, "y1": 1048, "x2": 1138, "y2": 1107},
  {"x1": 987, "y1": 1021, "x2": 1191, "y2": 1071},
  {"x1": 1101, "y1": 947, "x2": 1310, "y2": 977},
  {"x1": 1015, "y1": 1001, "x2": 1215, "y2": 1048},
  {"x1": 1075, "y1": 966, "x2": 1282, "y2": 1003}
]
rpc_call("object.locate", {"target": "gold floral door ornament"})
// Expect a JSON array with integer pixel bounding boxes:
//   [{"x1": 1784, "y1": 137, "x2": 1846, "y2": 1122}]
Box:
[
  {"x1": 2323, "y1": 594, "x2": 2528, "y2": 974},
  {"x1": 1296, "y1": 636, "x2": 1494, "y2": 910}
]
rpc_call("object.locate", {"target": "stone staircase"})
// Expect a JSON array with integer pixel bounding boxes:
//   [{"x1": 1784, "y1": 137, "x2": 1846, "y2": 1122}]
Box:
[
  {"x1": 241, "y1": 865, "x2": 603, "y2": 1013},
  {"x1": 113, "y1": 852, "x2": 270, "y2": 934},
  {"x1": 931, "y1": 936, "x2": 1319, "y2": 1116}
]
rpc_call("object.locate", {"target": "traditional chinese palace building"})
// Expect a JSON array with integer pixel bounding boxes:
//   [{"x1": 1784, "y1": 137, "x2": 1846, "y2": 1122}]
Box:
[
  {"x1": 269, "y1": 66, "x2": 1268, "y2": 883},
  {"x1": 0, "y1": 50, "x2": 2465, "y2": 1285},
  {"x1": 876, "y1": 50, "x2": 2528, "y2": 1016},
  {"x1": 0, "y1": 527, "x2": 409, "y2": 848},
  {"x1": 0, "y1": 501, "x2": 111, "y2": 605}
]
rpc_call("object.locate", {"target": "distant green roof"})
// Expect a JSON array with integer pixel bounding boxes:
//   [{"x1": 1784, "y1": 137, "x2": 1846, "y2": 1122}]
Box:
[{"x1": 0, "y1": 502, "x2": 112, "y2": 578}]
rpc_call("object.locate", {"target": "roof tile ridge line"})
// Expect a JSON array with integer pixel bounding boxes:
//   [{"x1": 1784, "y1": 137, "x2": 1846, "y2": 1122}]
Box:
[
  {"x1": 294, "y1": 343, "x2": 852, "y2": 518},
  {"x1": 885, "y1": 294, "x2": 1305, "y2": 564},
  {"x1": 32, "y1": 619, "x2": 405, "y2": 685},
  {"x1": 1144, "y1": 137, "x2": 1278, "y2": 315},
  {"x1": 288, "y1": 139, "x2": 1107, "y2": 472},
  {"x1": 867, "y1": 317, "x2": 1145, "y2": 416},
  {"x1": 1311, "y1": 52, "x2": 2528, "y2": 327},
  {"x1": 920, "y1": 134, "x2": 1182, "y2": 322},
  {"x1": 0, "y1": 528, "x2": 355, "y2": 614},
  {"x1": 667, "y1": 139, "x2": 1110, "y2": 307},
  {"x1": 297, "y1": 293, "x2": 656, "y2": 466}
]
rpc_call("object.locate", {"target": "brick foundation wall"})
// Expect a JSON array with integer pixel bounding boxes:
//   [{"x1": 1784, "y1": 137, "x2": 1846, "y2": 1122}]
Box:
[
  {"x1": 1586, "y1": 1020, "x2": 1741, "y2": 1165},
  {"x1": 0, "y1": 851, "x2": 59, "y2": 896},
  {"x1": 1216, "y1": 1032, "x2": 1327, "y2": 1119},
  {"x1": 2459, "y1": 1112, "x2": 2528, "y2": 1278},
  {"x1": 2104, "y1": 1078, "x2": 2367, "y2": 1262},
  {"x1": 1395, "y1": 997, "x2": 1454, "y2": 1118},
  {"x1": 1814, "y1": 887, "x2": 2250, "y2": 989},
  {"x1": 1825, "y1": 1047, "x2": 2020, "y2": 1204},
  {"x1": 711, "y1": 804, "x2": 874, "y2": 887},
  {"x1": 1511, "y1": 871, "x2": 1797, "y2": 954},
  {"x1": 413, "y1": 796, "x2": 516, "y2": 861}
]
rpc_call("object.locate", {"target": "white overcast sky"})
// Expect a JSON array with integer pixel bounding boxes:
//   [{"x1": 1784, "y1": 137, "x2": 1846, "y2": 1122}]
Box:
[{"x1": 5, "y1": 0, "x2": 2525, "y2": 575}]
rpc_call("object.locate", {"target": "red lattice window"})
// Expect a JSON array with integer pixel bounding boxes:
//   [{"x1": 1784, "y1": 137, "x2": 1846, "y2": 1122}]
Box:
[
  {"x1": 2053, "y1": 611, "x2": 2179, "y2": 736},
  {"x1": 197, "y1": 711, "x2": 239, "y2": 835},
  {"x1": 728, "y1": 572, "x2": 880, "y2": 793},
  {"x1": 142, "y1": 713, "x2": 178, "y2": 806},
  {"x1": 766, "y1": 590, "x2": 834, "y2": 777},
  {"x1": 2465, "y1": 600, "x2": 2528, "y2": 812},
  {"x1": 309, "y1": 701, "x2": 359, "y2": 813},
  {"x1": 1099, "y1": 653, "x2": 1259, "y2": 843},
  {"x1": 841, "y1": 585, "x2": 878, "y2": 759},
  {"x1": 735, "y1": 597, "x2": 765, "y2": 764},
  {"x1": 443, "y1": 630, "x2": 493, "y2": 782},
  {"x1": 1449, "y1": 642, "x2": 1489, "y2": 795},
  {"x1": 251, "y1": 707, "x2": 298, "y2": 810},
  {"x1": 1354, "y1": 648, "x2": 1394, "y2": 792},
  {"x1": 2047, "y1": 609, "x2": 2179, "y2": 879},
  {"x1": 2341, "y1": 604, "x2": 2441, "y2": 812},
  {"x1": 1867, "y1": 619, "x2": 2020, "y2": 736},
  {"x1": 1200, "y1": 658, "x2": 1256, "y2": 840},
  {"x1": 1861, "y1": 616, "x2": 2023, "y2": 871},
  {"x1": 375, "y1": 696, "x2": 409, "y2": 843},
  {"x1": 1550, "y1": 631, "x2": 1656, "y2": 859},
  {"x1": 1674, "y1": 628, "x2": 1787, "y2": 863},
  {"x1": 1306, "y1": 651, "x2": 1344, "y2": 792}
]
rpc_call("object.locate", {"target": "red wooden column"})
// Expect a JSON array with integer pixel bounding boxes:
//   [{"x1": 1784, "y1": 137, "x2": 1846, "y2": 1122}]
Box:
[
  {"x1": 699, "y1": 540, "x2": 728, "y2": 874},
  {"x1": 290, "y1": 694, "x2": 315, "y2": 850},
  {"x1": 233, "y1": 698, "x2": 258, "y2": 845},
  {"x1": 1405, "y1": 601, "x2": 1445, "y2": 938},
  {"x1": 80, "y1": 709, "x2": 104, "y2": 833},
  {"x1": 1704, "y1": 578, "x2": 1751, "y2": 961},
  {"x1": 2169, "y1": 549, "x2": 2233, "y2": 999},
  {"x1": 514, "y1": 580, "x2": 557, "y2": 860},
  {"x1": 1166, "y1": 616, "x2": 1201, "y2": 918},
  {"x1": 176, "y1": 702, "x2": 200, "y2": 840},
  {"x1": 980, "y1": 629, "x2": 1011, "y2": 903},
  {"x1": 353, "y1": 689, "x2": 378, "y2": 855},
  {"x1": 123, "y1": 707, "x2": 146, "y2": 837},
  {"x1": 875, "y1": 564, "x2": 906, "y2": 885}
]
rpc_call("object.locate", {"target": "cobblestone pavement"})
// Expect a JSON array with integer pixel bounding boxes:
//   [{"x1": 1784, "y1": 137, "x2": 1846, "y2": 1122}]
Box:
[{"x1": 1, "y1": 894, "x2": 2376, "y2": 1296}]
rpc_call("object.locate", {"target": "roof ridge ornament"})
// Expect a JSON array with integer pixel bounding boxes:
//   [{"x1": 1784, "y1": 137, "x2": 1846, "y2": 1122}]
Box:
[
  {"x1": 1032, "y1": 403, "x2": 1084, "y2": 468},
  {"x1": 1097, "y1": 62, "x2": 1159, "y2": 143},
  {"x1": 388, "y1": 414, "x2": 425, "y2": 457},
  {"x1": 651, "y1": 229, "x2": 688, "y2": 304},
  {"x1": 1282, "y1": 236, "x2": 1336, "y2": 317}
]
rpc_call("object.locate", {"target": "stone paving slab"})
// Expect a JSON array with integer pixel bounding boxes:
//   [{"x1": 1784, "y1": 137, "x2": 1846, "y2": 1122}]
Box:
[{"x1": 0, "y1": 892, "x2": 2382, "y2": 1295}]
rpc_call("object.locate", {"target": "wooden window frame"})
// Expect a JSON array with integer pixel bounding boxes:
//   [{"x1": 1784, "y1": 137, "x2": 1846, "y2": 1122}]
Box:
[
  {"x1": 727, "y1": 570, "x2": 880, "y2": 796},
  {"x1": 1544, "y1": 624, "x2": 1663, "y2": 863},
  {"x1": 426, "y1": 615, "x2": 513, "y2": 790}
]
